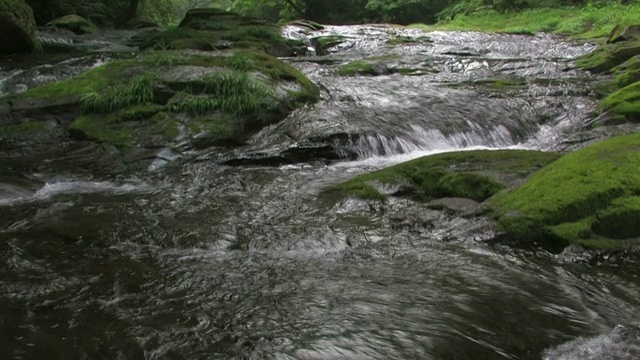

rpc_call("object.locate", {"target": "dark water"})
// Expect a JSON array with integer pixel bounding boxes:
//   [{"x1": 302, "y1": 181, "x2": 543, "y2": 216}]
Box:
[{"x1": 2, "y1": 25, "x2": 640, "y2": 359}]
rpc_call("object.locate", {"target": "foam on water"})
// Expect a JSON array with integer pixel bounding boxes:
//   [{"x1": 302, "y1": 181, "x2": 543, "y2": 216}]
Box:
[
  {"x1": 0, "y1": 179, "x2": 156, "y2": 206},
  {"x1": 543, "y1": 325, "x2": 640, "y2": 359}
]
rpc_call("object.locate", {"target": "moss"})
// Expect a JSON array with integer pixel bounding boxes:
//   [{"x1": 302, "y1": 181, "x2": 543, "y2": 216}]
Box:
[
  {"x1": 329, "y1": 150, "x2": 559, "y2": 202},
  {"x1": 118, "y1": 103, "x2": 164, "y2": 121},
  {"x1": 338, "y1": 55, "x2": 402, "y2": 76},
  {"x1": 493, "y1": 132, "x2": 640, "y2": 250},
  {"x1": 70, "y1": 114, "x2": 133, "y2": 148},
  {"x1": 18, "y1": 60, "x2": 132, "y2": 100},
  {"x1": 312, "y1": 35, "x2": 347, "y2": 55},
  {"x1": 599, "y1": 81, "x2": 640, "y2": 122},
  {"x1": 80, "y1": 73, "x2": 158, "y2": 113},
  {"x1": 385, "y1": 36, "x2": 431, "y2": 45},
  {"x1": 141, "y1": 11, "x2": 298, "y2": 54},
  {"x1": 46, "y1": 14, "x2": 97, "y2": 34},
  {"x1": 612, "y1": 55, "x2": 640, "y2": 88},
  {"x1": 592, "y1": 196, "x2": 640, "y2": 239},
  {"x1": 576, "y1": 40, "x2": 640, "y2": 74},
  {"x1": 0, "y1": 121, "x2": 45, "y2": 136},
  {"x1": 150, "y1": 112, "x2": 180, "y2": 141}
]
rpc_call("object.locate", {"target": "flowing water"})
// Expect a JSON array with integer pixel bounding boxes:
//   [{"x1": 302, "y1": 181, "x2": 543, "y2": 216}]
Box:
[{"x1": 2, "y1": 25, "x2": 640, "y2": 359}]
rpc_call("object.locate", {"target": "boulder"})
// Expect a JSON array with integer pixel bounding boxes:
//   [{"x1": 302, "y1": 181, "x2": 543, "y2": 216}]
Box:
[
  {"x1": 0, "y1": 0, "x2": 38, "y2": 55},
  {"x1": 493, "y1": 132, "x2": 640, "y2": 251},
  {"x1": 46, "y1": 14, "x2": 96, "y2": 35},
  {"x1": 1, "y1": 49, "x2": 319, "y2": 171},
  {"x1": 607, "y1": 24, "x2": 640, "y2": 44},
  {"x1": 141, "y1": 8, "x2": 305, "y2": 57}
]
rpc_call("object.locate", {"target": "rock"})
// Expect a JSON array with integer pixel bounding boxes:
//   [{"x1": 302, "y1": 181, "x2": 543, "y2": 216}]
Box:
[
  {"x1": 0, "y1": 0, "x2": 38, "y2": 55},
  {"x1": 427, "y1": 197, "x2": 482, "y2": 216},
  {"x1": 607, "y1": 24, "x2": 640, "y2": 44},
  {"x1": 140, "y1": 8, "x2": 304, "y2": 57},
  {"x1": 493, "y1": 132, "x2": 640, "y2": 251},
  {"x1": 311, "y1": 35, "x2": 347, "y2": 55},
  {"x1": 46, "y1": 14, "x2": 96, "y2": 35},
  {"x1": 2, "y1": 49, "x2": 319, "y2": 171},
  {"x1": 327, "y1": 150, "x2": 560, "y2": 202}
]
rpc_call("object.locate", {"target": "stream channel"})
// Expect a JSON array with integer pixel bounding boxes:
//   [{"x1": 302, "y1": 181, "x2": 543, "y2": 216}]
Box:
[{"x1": 1, "y1": 24, "x2": 640, "y2": 359}]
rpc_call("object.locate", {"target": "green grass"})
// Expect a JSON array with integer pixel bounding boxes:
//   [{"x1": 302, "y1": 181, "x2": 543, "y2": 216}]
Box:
[
  {"x1": 411, "y1": 4, "x2": 640, "y2": 38},
  {"x1": 328, "y1": 150, "x2": 559, "y2": 202},
  {"x1": 492, "y1": 132, "x2": 640, "y2": 249},
  {"x1": 80, "y1": 73, "x2": 158, "y2": 113}
]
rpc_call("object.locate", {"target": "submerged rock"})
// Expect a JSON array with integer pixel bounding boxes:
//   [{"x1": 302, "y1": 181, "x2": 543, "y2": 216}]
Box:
[
  {"x1": 326, "y1": 150, "x2": 559, "y2": 202},
  {"x1": 0, "y1": 0, "x2": 38, "y2": 54}
]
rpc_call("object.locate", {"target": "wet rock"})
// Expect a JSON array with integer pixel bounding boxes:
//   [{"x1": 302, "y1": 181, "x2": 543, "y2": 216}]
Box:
[
  {"x1": 2, "y1": 49, "x2": 319, "y2": 172},
  {"x1": 46, "y1": 14, "x2": 96, "y2": 35},
  {"x1": 607, "y1": 24, "x2": 640, "y2": 44},
  {"x1": 0, "y1": 0, "x2": 38, "y2": 55},
  {"x1": 311, "y1": 35, "x2": 347, "y2": 55},
  {"x1": 426, "y1": 197, "x2": 482, "y2": 216}
]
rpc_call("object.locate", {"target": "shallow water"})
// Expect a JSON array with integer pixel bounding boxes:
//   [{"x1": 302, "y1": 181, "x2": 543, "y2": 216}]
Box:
[{"x1": 2, "y1": 25, "x2": 640, "y2": 359}]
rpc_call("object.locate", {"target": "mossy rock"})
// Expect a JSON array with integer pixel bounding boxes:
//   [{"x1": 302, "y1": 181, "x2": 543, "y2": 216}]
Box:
[
  {"x1": 3, "y1": 49, "x2": 319, "y2": 166},
  {"x1": 46, "y1": 14, "x2": 96, "y2": 35},
  {"x1": 337, "y1": 55, "x2": 426, "y2": 77},
  {"x1": 385, "y1": 35, "x2": 432, "y2": 46},
  {"x1": 576, "y1": 40, "x2": 640, "y2": 74},
  {"x1": 141, "y1": 8, "x2": 304, "y2": 57},
  {"x1": 311, "y1": 35, "x2": 346, "y2": 55},
  {"x1": 492, "y1": 132, "x2": 640, "y2": 250},
  {"x1": 612, "y1": 55, "x2": 640, "y2": 88},
  {"x1": 0, "y1": 0, "x2": 38, "y2": 54},
  {"x1": 599, "y1": 81, "x2": 640, "y2": 123},
  {"x1": 327, "y1": 150, "x2": 560, "y2": 202}
]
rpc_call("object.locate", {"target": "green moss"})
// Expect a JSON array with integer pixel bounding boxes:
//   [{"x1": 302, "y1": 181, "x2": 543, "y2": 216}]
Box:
[
  {"x1": 593, "y1": 196, "x2": 640, "y2": 239},
  {"x1": 413, "y1": 4, "x2": 640, "y2": 39},
  {"x1": 385, "y1": 36, "x2": 431, "y2": 45},
  {"x1": 70, "y1": 114, "x2": 133, "y2": 148},
  {"x1": 312, "y1": 35, "x2": 347, "y2": 54},
  {"x1": 118, "y1": 103, "x2": 164, "y2": 121},
  {"x1": 493, "y1": 132, "x2": 640, "y2": 249},
  {"x1": 150, "y1": 112, "x2": 180, "y2": 141},
  {"x1": 80, "y1": 73, "x2": 158, "y2": 113},
  {"x1": 613, "y1": 55, "x2": 640, "y2": 88},
  {"x1": 338, "y1": 55, "x2": 402, "y2": 76},
  {"x1": 576, "y1": 41, "x2": 640, "y2": 74},
  {"x1": 599, "y1": 81, "x2": 640, "y2": 122},
  {"x1": 329, "y1": 150, "x2": 559, "y2": 202},
  {"x1": 46, "y1": 14, "x2": 97, "y2": 34},
  {"x1": 0, "y1": 121, "x2": 45, "y2": 136}
]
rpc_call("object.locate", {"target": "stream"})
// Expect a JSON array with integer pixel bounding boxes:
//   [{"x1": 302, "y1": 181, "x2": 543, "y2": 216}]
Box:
[{"x1": 2, "y1": 25, "x2": 640, "y2": 359}]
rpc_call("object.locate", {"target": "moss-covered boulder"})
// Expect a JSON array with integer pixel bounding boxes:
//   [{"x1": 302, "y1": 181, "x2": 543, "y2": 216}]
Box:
[
  {"x1": 492, "y1": 132, "x2": 640, "y2": 251},
  {"x1": 0, "y1": 0, "x2": 38, "y2": 55},
  {"x1": 1, "y1": 49, "x2": 319, "y2": 169},
  {"x1": 46, "y1": 14, "x2": 96, "y2": 34},
  {"x1": 140, "y1": 8, "x2": 305, "y2": 57},
  {"x1": 599, "y1": 82, "x2": 640, "y2": 123},
  {"x1": 326, "y1": 150, "x2": 560, "y2": 202}
]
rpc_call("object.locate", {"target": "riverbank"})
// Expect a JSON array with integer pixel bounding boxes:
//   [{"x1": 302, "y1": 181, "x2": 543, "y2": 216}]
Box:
[{"x1": 411, "y1": 3, "x2": 640, "y2": 39}]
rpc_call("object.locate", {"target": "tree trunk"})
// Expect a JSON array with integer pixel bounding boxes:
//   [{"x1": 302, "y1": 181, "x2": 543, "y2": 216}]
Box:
[{"x1": 114, "y1": 0, "x2": 141, "y2": 27}]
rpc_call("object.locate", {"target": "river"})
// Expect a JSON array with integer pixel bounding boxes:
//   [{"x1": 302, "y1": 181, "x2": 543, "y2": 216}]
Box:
[{"x1": 1, "y1": 24, "x2": 640, "y2": 359}]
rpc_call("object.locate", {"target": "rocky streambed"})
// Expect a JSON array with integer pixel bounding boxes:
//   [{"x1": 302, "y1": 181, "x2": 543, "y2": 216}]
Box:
[{"x1": 2, "y1": 9, "x2": 640, "y2": 359}]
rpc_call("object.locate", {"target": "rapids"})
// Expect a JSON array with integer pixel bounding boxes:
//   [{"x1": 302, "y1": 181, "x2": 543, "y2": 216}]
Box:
[{"x1": 2, "y1": 24, "x2": 640, "y2": 359}]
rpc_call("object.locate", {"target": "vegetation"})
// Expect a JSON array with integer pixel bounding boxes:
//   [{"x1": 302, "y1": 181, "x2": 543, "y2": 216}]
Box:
[
  {"x1": 328, "y1": 150, "x2": 559, "y2": 202},
  {"x1": 492, "y1": 132, "x2": 640, "y2": 250}
]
